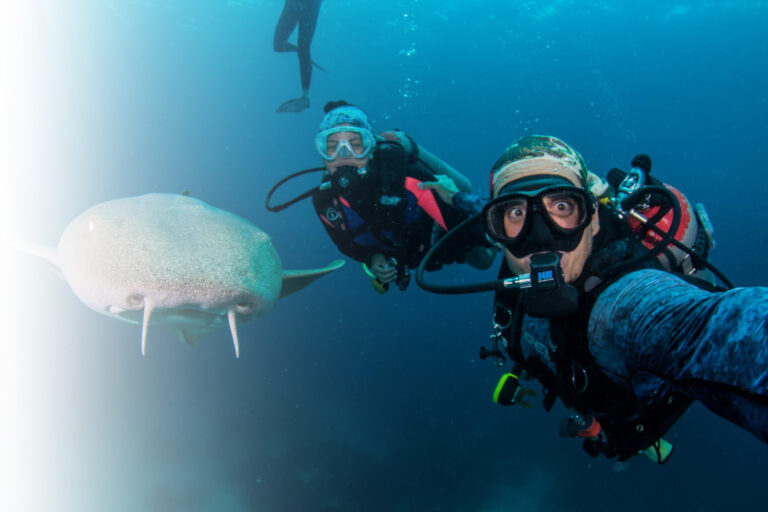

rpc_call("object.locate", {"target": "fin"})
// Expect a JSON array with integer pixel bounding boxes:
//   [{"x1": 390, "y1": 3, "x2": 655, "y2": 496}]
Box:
[
  {"x1": 3, "y1": 238, "x2": 63, "y2": 278},
  {"x1": 228, "y1": 309, "x2": 240, "y2": 359},
  {"x1": 175, "y1": 329, "x2": 211, "y2": 347},
  {"x1": 180, "y1": 190, "x2": 190, "y2": 196},
  {"x1": 280, "y1": 259, "x2": 345, "y2": 298},
  {"x1": 141, "y1": 297, "x2": 154, "y2": 356},
  {"x1": 312, "y1": 59, "x2": 327, "y2": 72},
  {"x1": 276, "y1": 96, "x2": 310, "y2": 113}
]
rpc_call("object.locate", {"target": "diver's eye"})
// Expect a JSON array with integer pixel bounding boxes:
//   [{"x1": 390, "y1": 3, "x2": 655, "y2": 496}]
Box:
[
  {"x1": 349, "y1": 136, "x2": 364, "y2": 152},
  {"x1": 501, "y1": 200, "x2": 528, "y2": 238},
  {"x1": 504, "y1": 202, "x2": 527, "y2": 222},
  {"x1": 550, "y1": 199, "x2": 576, "y2": 217},
  {"x1": 544, "y1": 194, "x2": 582, "y2": 229}
]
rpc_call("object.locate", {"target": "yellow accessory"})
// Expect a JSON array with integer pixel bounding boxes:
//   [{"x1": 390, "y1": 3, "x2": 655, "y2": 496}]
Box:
[{"x1": 363, "y1": 263, "x2": 388, "y2": 294}]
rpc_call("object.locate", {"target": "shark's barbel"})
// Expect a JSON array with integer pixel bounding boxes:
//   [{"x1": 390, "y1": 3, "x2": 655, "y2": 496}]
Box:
[{"x1": 9, "y1": 193, "x2": 344, "y2": 357}]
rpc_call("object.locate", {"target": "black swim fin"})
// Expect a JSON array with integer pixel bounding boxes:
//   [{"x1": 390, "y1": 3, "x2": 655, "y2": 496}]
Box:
[{"x1": 276, "y1": 96, "x2": 310, "y2": 113}]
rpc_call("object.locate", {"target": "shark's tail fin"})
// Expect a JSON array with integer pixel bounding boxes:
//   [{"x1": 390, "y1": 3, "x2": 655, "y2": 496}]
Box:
[{"x1": 3, "y1": 237, "x2": 63, "y2": 278}]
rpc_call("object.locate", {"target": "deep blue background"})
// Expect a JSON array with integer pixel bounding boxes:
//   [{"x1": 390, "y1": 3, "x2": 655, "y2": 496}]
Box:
[{"x1": 12, "y1": 1, "x2": 768, "y2": 511}]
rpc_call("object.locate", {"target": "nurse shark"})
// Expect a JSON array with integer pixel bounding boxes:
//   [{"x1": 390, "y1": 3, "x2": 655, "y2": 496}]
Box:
[{"x1": 9, "y1": 193, "x2": 344, "y2": 358}]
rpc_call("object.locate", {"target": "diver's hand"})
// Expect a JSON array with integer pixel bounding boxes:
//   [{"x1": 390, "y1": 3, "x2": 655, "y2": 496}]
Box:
[
  {"x1": 370, "y1": 253, "x2": 398, "y2": 284},
  {"x1": 418, "y1": 174, "x2": 460, "y2": 206}
]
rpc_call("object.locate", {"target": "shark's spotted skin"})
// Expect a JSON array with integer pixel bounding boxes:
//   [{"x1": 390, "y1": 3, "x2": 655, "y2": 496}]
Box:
[{"x1": 13, "y1": 193, "x2": 343, "y2": 357}]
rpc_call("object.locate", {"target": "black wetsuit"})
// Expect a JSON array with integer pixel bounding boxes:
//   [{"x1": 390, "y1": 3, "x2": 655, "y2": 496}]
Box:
[
  {"x1": 273, "y1": 0, "x2": 322, "y2": 91},
  {"x1": 311, "y1": 137, "x2": 489, "y2": 272}
]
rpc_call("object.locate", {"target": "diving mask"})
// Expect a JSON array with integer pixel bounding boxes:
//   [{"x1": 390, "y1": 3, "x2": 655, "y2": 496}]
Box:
[
  {"x1": 315, "y1": 125, "x2": 375, "y2": 161},
  {"x1": 484, "y1": 176, "x2": 595, "y2": 258}
]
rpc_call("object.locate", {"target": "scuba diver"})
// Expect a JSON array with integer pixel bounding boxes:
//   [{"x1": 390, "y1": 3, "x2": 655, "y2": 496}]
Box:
[
  {"x1": 416, "y1": 134, "x2": 768, "y2": 464},
  {"x1": 273, "y1": 0, "x2": 324, "y2": 113},
  {"x1": 266, "y1": 100, "x2": 496, "y2": 292}
]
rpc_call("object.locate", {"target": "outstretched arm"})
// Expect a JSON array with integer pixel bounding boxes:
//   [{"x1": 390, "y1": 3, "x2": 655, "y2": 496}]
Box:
[
  {"x1": 416, "y1": 145, "x2": 473, "y2": 193},
  {"x1": 589, "y1": 269, "x2": 768, "y2": 443}
]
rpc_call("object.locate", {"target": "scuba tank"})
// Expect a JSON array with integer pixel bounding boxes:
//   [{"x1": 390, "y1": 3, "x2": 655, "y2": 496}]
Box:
[
  {"x1": 604, "y1": 154, "x2": 727, "y2": 286},
  {"x1": 625, "y1": 183, "x2": 697, "y2": 272}
]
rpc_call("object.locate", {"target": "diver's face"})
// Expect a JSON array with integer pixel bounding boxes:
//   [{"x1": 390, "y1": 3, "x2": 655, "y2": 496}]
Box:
[
  {"x1": 324, "y1": 131, "x2": 370, "y2": 174},
  {"x1": 503, "y1": 201, "x2": 600, "y2": 283}
]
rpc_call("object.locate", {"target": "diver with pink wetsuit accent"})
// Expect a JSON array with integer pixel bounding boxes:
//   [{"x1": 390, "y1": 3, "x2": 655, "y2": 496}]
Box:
[{"x1": 309, "y1": 100, "x2": 496, "y2": 292}]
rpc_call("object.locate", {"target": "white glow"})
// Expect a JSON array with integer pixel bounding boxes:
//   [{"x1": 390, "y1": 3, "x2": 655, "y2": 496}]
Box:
[{"x1": 1, "y1": 3, "x2": 100, "y2": 510}]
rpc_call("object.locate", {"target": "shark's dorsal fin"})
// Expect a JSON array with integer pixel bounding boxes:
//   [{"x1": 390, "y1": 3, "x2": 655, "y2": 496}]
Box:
[{"x1": 280, "y1": 259, "x2": 345, "y2": 298}]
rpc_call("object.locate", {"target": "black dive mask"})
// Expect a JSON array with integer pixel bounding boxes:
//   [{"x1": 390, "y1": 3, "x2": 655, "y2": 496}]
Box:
[{"x1": 483, "y1": 181, "x2": 595, "y2": 258}]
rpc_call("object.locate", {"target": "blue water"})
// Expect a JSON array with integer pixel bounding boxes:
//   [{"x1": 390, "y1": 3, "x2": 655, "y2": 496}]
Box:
[{"x1": 6, "y1": 1, "x2": 768, "y2": 511}]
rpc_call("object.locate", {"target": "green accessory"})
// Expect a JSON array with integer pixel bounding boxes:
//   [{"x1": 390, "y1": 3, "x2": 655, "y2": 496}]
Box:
[
  {"x1": 363, "y1": 263, "x2": 389, "y2": 294},
  {"x1": 362, "y1": 262, "x2": 376, "y2": 279},
  {"x1": 643, "y1": 438, "x2": 674, "y2": 464},
  {"x1": 493, "y1": 373, "x2": 535, "y2": 408}
]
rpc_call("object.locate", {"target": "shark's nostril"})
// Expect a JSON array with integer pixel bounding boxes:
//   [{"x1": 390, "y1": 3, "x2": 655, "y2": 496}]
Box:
[{"x1": 127, "y1": 294, "x2": 144, "y2": 307}]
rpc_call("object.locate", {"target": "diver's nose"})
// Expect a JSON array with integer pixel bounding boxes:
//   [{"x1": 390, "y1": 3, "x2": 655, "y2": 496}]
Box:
[{"x1": 526, "y1": 212, "x2": 555, "y2": 250}]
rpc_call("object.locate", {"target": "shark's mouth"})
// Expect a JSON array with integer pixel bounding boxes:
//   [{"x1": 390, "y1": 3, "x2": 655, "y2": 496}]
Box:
[{"x1": 107, "y1": 301, "x2": 263, "y2": 359}]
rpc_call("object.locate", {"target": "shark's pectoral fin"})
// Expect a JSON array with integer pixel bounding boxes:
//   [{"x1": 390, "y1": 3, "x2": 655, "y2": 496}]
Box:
[
  {"x1": 178, "y1": 317, "x2": 239, "y2": 358},
  {"x1": 175, "y1": 328, "x2": 212, "y2": 347},
  {"x1": 280, "y1": 259, "x2": 345, "y2": 298}
]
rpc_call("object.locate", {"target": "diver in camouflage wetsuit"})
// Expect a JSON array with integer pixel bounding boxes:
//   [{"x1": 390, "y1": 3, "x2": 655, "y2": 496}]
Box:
[{"x1": 425, "y1": 135, "x2": 768, "y2": 462}]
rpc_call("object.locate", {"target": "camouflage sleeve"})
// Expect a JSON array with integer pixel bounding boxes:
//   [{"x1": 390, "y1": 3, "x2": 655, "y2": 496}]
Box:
[
  {"x1": 452, "y1": 192, "x2": 486, "y2": 216},
  {"x1": 588, "y1": 268, "x2": 768, "y2": 443}
]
